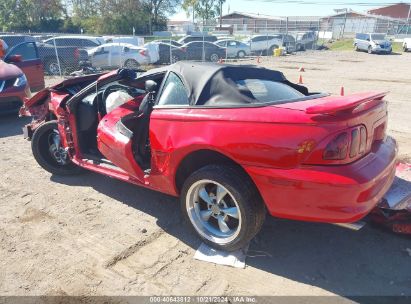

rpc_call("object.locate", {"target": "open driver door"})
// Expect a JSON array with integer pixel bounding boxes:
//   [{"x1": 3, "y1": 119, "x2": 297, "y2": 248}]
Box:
[{"x1": 96, "y1": 80, "x2": 157, "y2": 182}]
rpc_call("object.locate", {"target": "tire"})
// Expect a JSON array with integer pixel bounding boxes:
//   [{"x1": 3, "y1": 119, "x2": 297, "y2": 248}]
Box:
[
  {"x1": 404, "y1": 44, "x2": 408, "y2": 52},
  {"x1": 124, "y1": 59, "x2": 140, "y2": 69},
  {"x1": 296, "y1": 44, "x2": 305, "y2": 52},
  {"x1": 354, "y1": 44, "x2": 359, "y2": 51},
  {"x1": 368, "y1": 46, "x2": 373, "y2": 54},
  {"x1": 268, "y1": 45, "x2": 278, "y2": 55},
  {"x1": 31, "y1": 121, "x2": 83, "y2": 176},
  {"x1": 210, "y1": 53, "x2": 220, "y2": 62},
  {"x1": 237, "y1": 50, "x2": 246, "y2": 58},
  {"x1": 181, "y1": 165, "x2": 266, "y2": 251},
  {"x1": 171, "y1": 54, "x2": 180, "y2": 63},
  {"x1": 45, "y1": 59, "x2": 62, "y2": 75}
]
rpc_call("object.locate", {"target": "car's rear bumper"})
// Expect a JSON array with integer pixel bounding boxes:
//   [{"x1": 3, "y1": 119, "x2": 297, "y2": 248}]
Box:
[{"x1": 244, "y1": 136, "x2": 398, "y2": 223}]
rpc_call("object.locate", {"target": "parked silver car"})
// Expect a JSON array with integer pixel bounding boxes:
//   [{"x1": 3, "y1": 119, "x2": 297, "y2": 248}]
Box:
[
  {"x1": 88, "y1": 43, "x2": 150, "y2": 69},
  {"x1": 214, "y1": 39, "x2": 250, "y2": 58},
  {"x1": 243, "y1": 35, "x2": 283, "y2": 55},
  {"x1": 354, "y1": 33, "x2": 392, "y2": 54}
]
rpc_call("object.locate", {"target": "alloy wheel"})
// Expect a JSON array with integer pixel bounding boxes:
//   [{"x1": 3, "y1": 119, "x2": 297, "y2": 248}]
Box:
[
  {"x1": 210, "y1": 54, "x2": 219, "y2": 62},
  {"x1": 48, "y1": 130, "x2": 69, "y2": 165},
  {"x1": 185, "y1": 179, "x2": 242, "y2": 245}
]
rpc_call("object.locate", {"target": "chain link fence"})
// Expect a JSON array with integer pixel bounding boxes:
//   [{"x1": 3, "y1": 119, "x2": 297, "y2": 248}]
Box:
[{"x1": 1, "y1": 14, "x2": 410, "y2": 88}]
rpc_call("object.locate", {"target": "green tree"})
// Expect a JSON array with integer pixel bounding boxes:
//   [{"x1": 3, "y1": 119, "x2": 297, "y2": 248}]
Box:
[
  {"x1": 182, "y1": 0, "x2": 198, "y2": 23},
  {"x1": 144, "y1": 0, "x2": 182, "y2": 33}
]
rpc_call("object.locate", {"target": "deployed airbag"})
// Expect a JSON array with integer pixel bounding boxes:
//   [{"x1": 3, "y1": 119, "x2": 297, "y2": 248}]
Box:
[{"x1": 106, "y1": 91, "x2": 133, "y2": 113}]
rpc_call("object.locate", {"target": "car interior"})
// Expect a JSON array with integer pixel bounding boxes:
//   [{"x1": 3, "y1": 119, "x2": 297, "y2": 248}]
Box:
[{"x1": 74, "y1": 72, "x2": 166, "y2": 171}]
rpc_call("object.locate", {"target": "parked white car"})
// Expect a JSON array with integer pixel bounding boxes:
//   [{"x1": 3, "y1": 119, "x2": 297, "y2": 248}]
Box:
[
  {"x1": 88, "y1": 43, "x2": 150, "y2": 69},
  {"x1": 103, "y1": 36, "x2": 144, "y2": 46},
  {"x1": 403, "y1": 38, "x2": 411, "y2": 52},
  {"x1": 243, "y1": 35, "x2": 283, "y2": 54},
  {"x1": 43, "y1": 35, "x2": 105, "y2": 49}
]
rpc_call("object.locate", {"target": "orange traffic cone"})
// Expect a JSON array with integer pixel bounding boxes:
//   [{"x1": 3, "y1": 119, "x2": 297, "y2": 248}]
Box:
[
  {"x1": 340, "y1": 85, "x2": 345, "y2": 96},
  {"x1": 298, "y1": 66, "x2": 305, "y2": 72},
  {"x1": 218, "y1": 58, "x2": 224, "y2": 64},
  {"x1": 298, "y1": 74, "x2": 303, "y2": 84}
]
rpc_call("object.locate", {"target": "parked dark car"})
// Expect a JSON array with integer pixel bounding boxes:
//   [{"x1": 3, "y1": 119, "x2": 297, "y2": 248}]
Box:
[
  {"x1": 153, "y1": 39, "x2": 182, "y2": 47},
  {"x1": 295, "y1": 31, "x2": 317, "y2": 51},
  {"x1": 36, "y1": 43, "x2": 89, "y2": 75},
  {"x1": 0, "y1": 35, "x2": 35, "y2": 48},
  {"x1": 178, "y1": 35, "x2": 218, "y2": 44},
  {"x1": 180, "y1": 41, "x2": 226, "y2": 62},
  {"x1": 1, "y1": 41, "x2": 45, "y2": 114},
  {"x1": 43, "y1": 36, "x2": 104, "y2": 49},
  {"x1": 156, "y1": 43, "x2": 186, "y2": 64}
]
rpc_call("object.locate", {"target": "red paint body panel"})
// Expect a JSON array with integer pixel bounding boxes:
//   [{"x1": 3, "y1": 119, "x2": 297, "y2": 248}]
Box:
[
  {"x1": 20, "y1": 73, "x2": 398, "y2": 224},
  {"x1": 244, "y1": 137, "x2": 397, "y2": 222},
  {"x1": 97, "y1": 98, "x2": 144, "y2": 180}
]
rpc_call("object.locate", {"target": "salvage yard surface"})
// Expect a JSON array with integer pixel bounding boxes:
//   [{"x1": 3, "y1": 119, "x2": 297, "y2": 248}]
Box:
[{"x1": 1, "y1": 50, "x2": 411, "y2": 298}]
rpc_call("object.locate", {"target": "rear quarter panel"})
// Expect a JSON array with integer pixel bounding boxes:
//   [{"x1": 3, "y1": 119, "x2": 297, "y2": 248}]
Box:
[{"x1": 149, "y1": 106, "x2": 337, "y2": 193}]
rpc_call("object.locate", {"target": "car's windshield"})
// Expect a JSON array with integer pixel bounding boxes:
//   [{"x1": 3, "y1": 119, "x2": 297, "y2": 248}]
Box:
[
  {"x1": 235, "y1": 79, "x2": 304, "y2": 104},
  {"x1": 371, "y1": 34, "x2": 386, "y2": 40}
]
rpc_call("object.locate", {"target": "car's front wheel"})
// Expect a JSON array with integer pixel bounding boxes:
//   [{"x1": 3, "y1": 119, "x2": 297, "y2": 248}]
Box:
[
  {"x1": 181, "y1": 165, "x2": 266, "y2": 251},
  {"x1": 404, "y1": 44, "x2": 408, "y2": 52},
  {"x1": 368, "y1": 46, "x2": 373, "y2": 54},
  {"x1": 31, "y1": 121, "x2": 83, "y2": 176},
  {"x1": 237, "y1": 50, "x2": 246, "y2": 58}
]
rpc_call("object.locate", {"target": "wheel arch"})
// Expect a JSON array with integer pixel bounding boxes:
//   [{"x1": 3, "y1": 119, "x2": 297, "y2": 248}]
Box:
[{"x1": 174, "y1": 149, "x2": 258, "y2": 195}]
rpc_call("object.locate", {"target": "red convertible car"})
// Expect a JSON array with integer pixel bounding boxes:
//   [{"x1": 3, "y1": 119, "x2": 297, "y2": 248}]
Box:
[{"x1": 20, "y1": 62, "x2": 397, "y2": 251}]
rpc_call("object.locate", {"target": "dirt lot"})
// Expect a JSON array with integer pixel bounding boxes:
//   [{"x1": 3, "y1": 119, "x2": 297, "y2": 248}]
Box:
[{"x1": 1, "y1": 50, "x2": 411, "y2": 298}]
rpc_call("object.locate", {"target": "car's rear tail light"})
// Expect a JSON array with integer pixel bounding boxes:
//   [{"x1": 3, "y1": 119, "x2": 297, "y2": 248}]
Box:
[
  {"x1": 359, "y1": 126, "x2": 367, "y2": 154},
  {"x1": 350, "y1": 129, "x2": 360, "y2": 158},
  {"x1": 139, "y1": 49, "x2": 147, "y2": 56},
  {"x1": 323, "y1": 132, "x2": 349, "y2": 160},
  {"x1": 323, "y1": 126, "x2": 367, "y2": 161},
  {"x1": 74, "y1": 48, "x2": 80, "y2": 59}
]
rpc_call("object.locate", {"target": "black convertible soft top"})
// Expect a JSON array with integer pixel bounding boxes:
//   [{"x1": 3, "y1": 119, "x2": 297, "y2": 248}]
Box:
[{"x1": 139, "y1": 61, "x2": 309, "y2": 106}]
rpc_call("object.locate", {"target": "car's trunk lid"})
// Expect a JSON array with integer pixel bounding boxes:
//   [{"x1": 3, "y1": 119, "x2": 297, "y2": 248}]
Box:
[
  {"x1": 273, "y1": 91, "x2": 389, "y2": 163},
  {"x1": 274, "y1": 91, "x2": 387, "y2": 115}
]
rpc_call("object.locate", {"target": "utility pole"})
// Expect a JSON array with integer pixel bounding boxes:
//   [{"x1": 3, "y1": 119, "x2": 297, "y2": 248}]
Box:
[
  {"x1": 407, "y1": 2, "x2": 411, "y2": 35},
  {"x1": 219, "y1": 0, "x2": 223, "y2": 30},
  {"x1": 341, "y1": 8, "x2": 348, "y2": 39}
]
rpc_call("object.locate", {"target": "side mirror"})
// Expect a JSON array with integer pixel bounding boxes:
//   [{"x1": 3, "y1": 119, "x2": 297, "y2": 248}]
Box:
[
  {"x1": 8, "y1": 55, "x2": 22, "y2": 63},
  {"x1": 145, "y1": 80, "x2": 157, "y2": 93}
]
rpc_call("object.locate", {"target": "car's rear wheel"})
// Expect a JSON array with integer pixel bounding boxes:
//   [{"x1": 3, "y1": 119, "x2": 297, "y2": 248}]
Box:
[
  {"x1": 268, "y1": 45, "x2": 278, "y2": 55},
  {"x1": 181, "y1": 165, "x2": 266, "y2": 251},
  {"x1": 404, "y1": 44, "x2": 408, "y2": 52},
  {"x1": 31, "y1": 121, "x2": 83, "y2": 176},
  {"x1": 171, "y1": 54, "x2": 181, "y2": 63},
  {"x1": 45, "y1": 59, "x2": 62, "y2": 75},
  {"x1": 210, "y1": 53, "x2": 220, "y2": 62},
  {"x1": 124, "y1": 59, "x2": 140, "y2": 69},
  {"x1": 237, "y1": 50, "x2": 246, "y2": 58}
]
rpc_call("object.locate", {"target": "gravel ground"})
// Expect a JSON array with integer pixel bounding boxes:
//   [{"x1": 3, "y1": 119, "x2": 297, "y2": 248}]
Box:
[{"x1": 0, "y1": 50, "x2": 410, "y2": 298}]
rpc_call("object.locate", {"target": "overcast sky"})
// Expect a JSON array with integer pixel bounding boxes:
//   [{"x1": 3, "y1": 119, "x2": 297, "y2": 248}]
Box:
[{"x1": 170, "y1": 0, "x2": 404, "y2": 20}]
